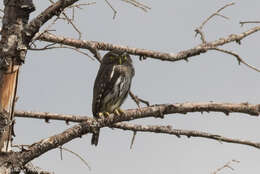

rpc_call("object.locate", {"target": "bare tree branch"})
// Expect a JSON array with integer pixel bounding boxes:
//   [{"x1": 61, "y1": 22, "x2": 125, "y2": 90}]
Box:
[
  {"x1": 4, "y1": 102, "x2": 258, "y2": 168},
  {"x1": 113, "y1": 123, "x2": 260, "y2": 149},
  {"x1": 26, "y1": 0, "x2": 80, "y2": 39},
  {"x1": 212, "y1": 48, "x2": 260, "y2": 72},
  {"x1": 15, "y1": 102, "x2": 260, "y2": 123},
  {"x1": 36, "y1": 26, "x2": 260, "y2": 63},
  {"x1": 12, "y1": 101, "x2": 260, "y2": 153}
]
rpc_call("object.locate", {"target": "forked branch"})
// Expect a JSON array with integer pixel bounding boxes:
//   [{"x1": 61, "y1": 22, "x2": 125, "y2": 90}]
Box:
[
  {"x1": 8, "y1": 101, "x2": 260, "y2": 168},
  {"x1": 37, "y1": 26, "x2": 260, "y2": 63}
]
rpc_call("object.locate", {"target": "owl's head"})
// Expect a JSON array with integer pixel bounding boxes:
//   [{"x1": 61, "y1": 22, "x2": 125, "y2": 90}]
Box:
[{"x1": 102, "y1": 50, "x2": 133, "y2": 66}]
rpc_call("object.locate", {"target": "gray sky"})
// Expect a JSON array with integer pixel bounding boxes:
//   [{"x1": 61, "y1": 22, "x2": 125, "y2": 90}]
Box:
[{"x1": 4, "y1": 0, "x2": 260, "y2": 173}]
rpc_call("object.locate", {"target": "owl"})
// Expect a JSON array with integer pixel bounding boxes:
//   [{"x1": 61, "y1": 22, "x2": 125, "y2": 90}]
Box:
[{"x1": 91, "y1": 50, "x2": 135, "y2": 146}]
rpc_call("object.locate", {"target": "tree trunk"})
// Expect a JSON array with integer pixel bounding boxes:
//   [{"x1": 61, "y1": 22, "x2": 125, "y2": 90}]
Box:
[
  {"x1": 0, "y1": 0, "x2": 35, "y2": 173},
  {"x1": 0, "y1": 66, "x2": 19, "y2": 151}
]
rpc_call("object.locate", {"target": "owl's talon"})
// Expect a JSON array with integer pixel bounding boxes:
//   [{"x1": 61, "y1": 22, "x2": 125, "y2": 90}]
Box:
[
  {"x1": 97, "y1": 112, "x2": 110, "y2": 118},
  {"x1": 98, "y1": 112, "x2": 104, "y2": 117},
  {"x1": 104, "y1": 112, "x2": 110, "y2": 117},
  {"x1": 114, "y1": 108, "x2": 125, "y2": 116},
  {"x1": 114, "y1": 109, "x2": 120, "y2": 116}
]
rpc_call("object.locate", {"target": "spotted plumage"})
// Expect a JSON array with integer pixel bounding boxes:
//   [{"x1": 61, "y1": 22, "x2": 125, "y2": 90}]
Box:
[{"x1": 91, "y1": 50, "x2": 135, "y2": 146}]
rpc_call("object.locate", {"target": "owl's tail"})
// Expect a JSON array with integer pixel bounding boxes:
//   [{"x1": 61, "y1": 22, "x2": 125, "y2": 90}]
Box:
[{"x1": 91, "y1": 129, "x2": 100, "y2": 146}]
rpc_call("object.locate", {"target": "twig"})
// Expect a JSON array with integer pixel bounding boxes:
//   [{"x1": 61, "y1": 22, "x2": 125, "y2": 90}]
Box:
[
  {"x1": 30, "y1": 44, "x2": 95, "y2": 60},
  {"x1": 212, "y1": 48, "x2": 260, "y2": 72},
  {"x1": 69, "y1": 2, "x2": 96, "y2": 9},
  {"x1": 121, "y1": 0, "x2": 151, "y2": 12},
  {"x1": 198, "y1": 2, "x2": 234, "y2": 30},
  {"x1": 104, "y1": 0, "x2": 117, "y2": 19},
  {"x1": 62, "y1": 12, "x2": 82, "y2": 39},
  {"x1": 195, "y1": 2, "x2": 234, "y2": 43},
  {"x1": 129, "y1": 91, "x2": 150, "y2": 108},
  {"x1": 130, "y1": 131, "x2": 137, "y2": 149},
  {"x1": 240, "y1": 21, "x2": 260, "y2": 27},
  {"x1": 59, "y1": 146, "x2": 91, "y2": 171},
  {"x1": 48, "y1": 0, "x2": 82, "y2": 39},
  {"x1": 212, "y1": 160, "x2": 240, "y2": 174}
]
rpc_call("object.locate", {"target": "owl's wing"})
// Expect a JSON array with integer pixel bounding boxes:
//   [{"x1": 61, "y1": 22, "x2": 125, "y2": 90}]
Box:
[{"x1": 92, "y1": 64, "x2": 132, "y2": 116}]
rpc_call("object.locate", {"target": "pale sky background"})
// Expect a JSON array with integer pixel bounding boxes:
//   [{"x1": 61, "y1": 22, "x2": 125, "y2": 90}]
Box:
[{"x1": 2, "y1": 0, "x2": 260, "y2": 174}]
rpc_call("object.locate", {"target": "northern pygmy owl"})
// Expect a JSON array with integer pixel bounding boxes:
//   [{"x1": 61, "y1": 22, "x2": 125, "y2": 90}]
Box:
[{"x1": 91, "y1": 50, "x2": 135, "y2": 146}]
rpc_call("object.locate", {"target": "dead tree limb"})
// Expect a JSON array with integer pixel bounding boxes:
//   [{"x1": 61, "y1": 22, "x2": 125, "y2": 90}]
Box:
[
  {"x1": 26, "y1": 0, "x2": 80, "y2": 40},
  {"x1": 13, "y1": 104, "x2": 260, "y2": 149},
  {"x1": 36, "y1": 26, "x2": 260, "y2": 63},
  {"x1": 4, "y1": 101, "x2": 259, "y2": 169},
  {"x1": 15, "y1": 102, "x2": 260, "y2": 123},
  {"x1": 113, "y1": 123, "x2": 260, "y2": 149}
]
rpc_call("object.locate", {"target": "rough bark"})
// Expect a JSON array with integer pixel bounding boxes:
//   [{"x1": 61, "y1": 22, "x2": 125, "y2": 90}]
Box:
[{"x1": 0, "y1": 0, "x2": 35, "y2": 173}]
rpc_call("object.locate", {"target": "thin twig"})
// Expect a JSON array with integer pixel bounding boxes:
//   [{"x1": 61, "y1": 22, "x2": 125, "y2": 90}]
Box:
[
  {"x1": 212, "y1": 48, "x2": 260, "y2": 72},
  {"x1": 30, "y1": 44, "x2": 95, "y2": 60},
  {"x1": 195, "y1": 2, "x2": 235, "y2": 43},
  {"x1": 199, "y1": 2, "x2": 234, "y2": 30},
  {"x1": 61, "y1": 12, "x2": 82, "y2": 39},
  {"x1": 240, "y1": 21, "x2": 260, "y2": 27},
  {"x1": 59, "y1": 146, "x2": 91, "y2": 171},
  {"x1": 130, "y1": 131, "x2": 137, "y2": 149},
  {"x1": 26, "y1": 0, "x2": 81, "y2": 40},
  {"x1": 104, "y1": 0, "x2": 117, "y2": 19},
  {"x1": 121, "y1": 0, "x2": 151, "y2": 12},
  {"x1": 212, "y1": 160, "x2": 240, "y2": 174},
  {"x1": 69, "y1": 2, "x2": 96, "y2": 9},
  {"x1": 129, "y1": 91, "x2": 150, "y2": 108}
]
